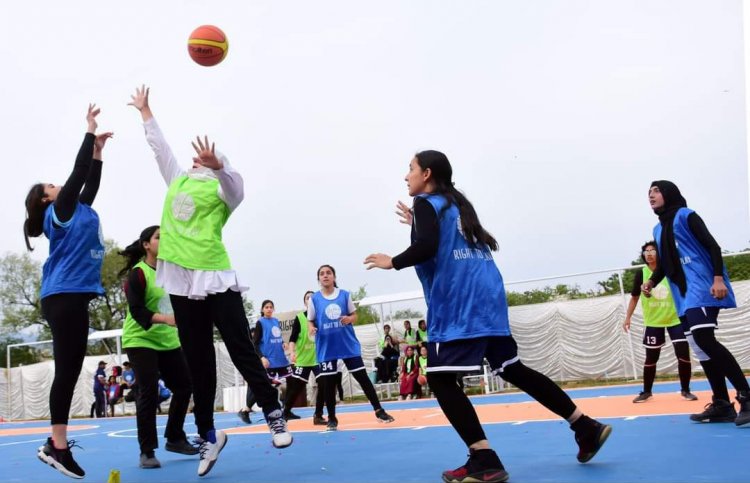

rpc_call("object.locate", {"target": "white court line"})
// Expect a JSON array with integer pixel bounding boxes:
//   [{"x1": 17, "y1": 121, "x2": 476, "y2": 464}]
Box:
[
  {"x1": 412, "y1": 426, "x2": 426, "y2": 430},
  {"x1": 423, "y1": 412, "x2": 443, "y2": 418},
  {"x1": 511, "y1": 421, "x2": 527, "y2": 425},
  {"x1": 0, "y1": 432, "x2": 100, "y2": 447},
  {"x1": 624, "y1": 416, "x2": 638, "y2": 421}
]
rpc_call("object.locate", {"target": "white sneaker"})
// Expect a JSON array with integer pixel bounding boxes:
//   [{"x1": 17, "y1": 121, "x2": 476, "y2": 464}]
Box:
[
  {"x1": 197, "y1": 429, "x2": 227, "y2": 477},
  {"x1": 266, "y1": 409, "x2": 293, "y2": 448}
]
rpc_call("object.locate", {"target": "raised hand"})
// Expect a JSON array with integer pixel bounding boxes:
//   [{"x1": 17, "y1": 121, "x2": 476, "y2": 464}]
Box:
[
  {"x1": 86, "y1": 103, "x2": 100, "y2": 133},
  {"x1": 396, "y1": 200, "x2": 413, "y2": 226},
  {"x1": 191, "y1": 135, "x2": 223, "y2": 170},
  {"x1": 94, "y1": 132, "x2": 114, "y2": 157},
  {"x1": 128, "y1": 84, "x2": 150, "y2": 111}
]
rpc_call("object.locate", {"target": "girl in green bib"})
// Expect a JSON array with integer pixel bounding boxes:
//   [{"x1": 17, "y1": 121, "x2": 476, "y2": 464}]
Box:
[
  {"x1": 120, "y1": 225, "x2": 198, "y2": 469},
  {"x1": 128, "y1": 85, "x2": 292, "y2": 478},
  {"x1": 623, "y1": 241, "x2": 696, "y2": 403}
]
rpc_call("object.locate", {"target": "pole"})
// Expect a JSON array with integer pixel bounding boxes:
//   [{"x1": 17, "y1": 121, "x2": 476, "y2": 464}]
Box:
[
  {"x1": 618, "y1": 271, "x2": 638, "y2": 379},
  {"x1": 6, "y1": 346, "x2": 11, "y2": 422}
]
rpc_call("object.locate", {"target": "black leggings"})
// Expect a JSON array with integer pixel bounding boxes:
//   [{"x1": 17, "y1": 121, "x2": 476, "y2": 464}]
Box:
[
  {"x1": 692, "y1": 327, "x2": 750, "y2": 394},
  {"x1": 643, "y1": 342, "x2": 691, "y2": 393},
  {"x1": 126, "y1": 347, "x2": 193, "y2": 454},
  {"x1": 42, "y1": 293, "x2": 93, "y2": 426},
  {"x1": 428, "y1": 361, "x2": 577, "y2": 447},
  {"x1": 321, "y1": 369, "x2": 382, "y2": 419},
  {"x1": 170, "y1": 291, "x2": 281, "y2": 439}
]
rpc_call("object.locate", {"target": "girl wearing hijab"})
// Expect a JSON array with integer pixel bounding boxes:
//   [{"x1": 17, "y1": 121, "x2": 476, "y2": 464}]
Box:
[
  {"x1": 128, "y1": 85, "x2": 292, "y2": 478},
  {"x1": 642, "y1": 181, "x2": 749, "y2": 427},
  {"x1": 365, "y1": 150, "x2": 612, "y2": 483}
]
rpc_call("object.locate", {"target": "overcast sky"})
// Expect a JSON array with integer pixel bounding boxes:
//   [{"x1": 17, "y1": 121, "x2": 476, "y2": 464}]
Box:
[{"x1": 1, "y1": 1, "x2": 747, "y2": 312}]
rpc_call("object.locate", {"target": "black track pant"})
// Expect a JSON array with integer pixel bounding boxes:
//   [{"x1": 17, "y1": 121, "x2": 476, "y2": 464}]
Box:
[
  {"x1": 170, "y1": 291, "x2": 281, "y2": 439},
  {"x1": 126, "y1": 347, "x2": 193, "y2": 454}
]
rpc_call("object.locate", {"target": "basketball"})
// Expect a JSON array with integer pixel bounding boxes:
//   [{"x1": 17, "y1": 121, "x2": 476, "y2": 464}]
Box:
[
  {"x1": 187, "y1": 25, "x2": 228, "y2": 67},
  {"x1": 418, "y1": 375, "x2": 427, "y2": 385}
]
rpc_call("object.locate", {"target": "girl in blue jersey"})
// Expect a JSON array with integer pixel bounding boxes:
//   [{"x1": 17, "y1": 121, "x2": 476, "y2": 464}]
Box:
[
  {"x1": 307, "y1": 265, "x2": 395, "y2": 431},
  {"x1": 365, "y1": 150, "x2": 611, "y2": 483},
  {"x1": 23, "y1": 104, "x2": 112, "y2": 479},
  {"x1": 642, "y1": 181, "x2": 749, "y2": 426}
]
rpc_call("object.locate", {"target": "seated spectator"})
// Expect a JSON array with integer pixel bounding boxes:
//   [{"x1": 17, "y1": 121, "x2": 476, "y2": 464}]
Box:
[
  {"x1": 375, "y1": 333, "x2": 400, "y2": 383},
  {"x1": 107, "y1": 375, "x2": 123, "y2": 416},
  {"x1": 401, "y1": 320, "x2": 417, "y2": 350},
  {"x1": 417, "y1": 345, "x2": 428, "y2": 394},
  {"x1": 156, "y1": 379, "x2": 172, "y2": 414},
  {"x1": 416, "y1": 319, "x2": 428, "y2": 348},
  {"x1": 121, "y1": 361, "x2": 138, "y2": 402},
  {"x1": 399, "y1": 346, "x2": 421, "y2": 400}
]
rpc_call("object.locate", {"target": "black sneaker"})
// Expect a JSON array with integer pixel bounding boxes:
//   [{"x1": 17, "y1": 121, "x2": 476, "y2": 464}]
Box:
[
  {"x1": 284, "y1": 411, "x2": 301, "y2": 420},
  {"x1": 165, "y1": 438, "x2": 200, "y2": 455},
  {"x1": 375, "y1": 408, "x2": 395, "y2": 423},
  {"x1": 573, "y1": 416, "x2": 612, "y2": 463},
  {"x1": 441, "y1": 449, "x2": 509, "y2": 483},
  {"x1": 735, "y1": 391, "x2": 750, "y2": 427},
  {"x1": 139, "y1": 451, "x2": 161, "y2": 469},
  {"x1": 690, "y1": 397, "x2": 737, "y2": 423},
  {"x1": 37, "y1": 437, "x2": 85, "y2": 479},
  {"x1": 326, "y1": 417, "x2": 338, "y2": 431},
  {"x1": 681, "y1": 391, "x2": 698, "y2": 401},
  {"x1": 237, "y1": 409, "x2": 251, "y2": 424},
  {"x1": 313, "y1": 414, "x2": 328, "y2": 426},
  {"x1": 632, "y1": 391, "x2": 652, "y2": 403}
]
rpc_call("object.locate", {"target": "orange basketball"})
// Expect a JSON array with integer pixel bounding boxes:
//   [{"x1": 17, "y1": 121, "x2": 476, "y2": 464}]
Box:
[
  {"x1": 187, "y1": 25, "x2": 228, "y2": 67},
  {"x1": 418, "y1": 375, "x2": 427, "y2": 386}
]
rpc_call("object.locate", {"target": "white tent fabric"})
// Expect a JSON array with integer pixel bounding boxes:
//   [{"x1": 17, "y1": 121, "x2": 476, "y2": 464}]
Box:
[{"x1": 2, "y1": 280, "x2": 749, "y2": 421}]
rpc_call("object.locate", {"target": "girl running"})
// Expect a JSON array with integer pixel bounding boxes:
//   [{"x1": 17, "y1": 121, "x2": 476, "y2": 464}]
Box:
[
  {"x1": 642, "y1": 180, "x2": 749, "y2": 426},
  {"x1": 283, "y1": 291, "x2": 327, "y2": 424},
  {"x1": 364, "y1": 150, "x2": 612, "y2": 483},
  {"x1": 128, "y1": 85, "x2": 292, "y2": 477},
  {"x1": 25, "y1": 104, "x2": 112, "y2": 479},
  {"x1": 119, "y1": 225, "x2": 199, "y2": 469},
  {"x1": 623, "y1": 240, "x2": 696, "y2": 403},
  {"x1": 307, "y1": 264, "x2": 395, "y2": 431}
]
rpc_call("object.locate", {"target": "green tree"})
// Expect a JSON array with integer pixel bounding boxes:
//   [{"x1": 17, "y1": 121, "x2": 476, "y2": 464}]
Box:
[
  {"x1": 352, "y1": 285, "x2": 379, "y2": 326},
  {"x1": 725, "y1": 250, "x2": 750, "y2": 281},
  {"x1": 0, "y1": 252, "x2": 44, "y2": 335},
  {"x1": 393, "y1": 309, "x2": 424, "y2": 320}
]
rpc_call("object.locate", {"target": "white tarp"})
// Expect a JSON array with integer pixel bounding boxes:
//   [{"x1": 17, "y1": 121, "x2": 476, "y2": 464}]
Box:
[{"x1": 2, "y1": 280, "x2": 749, "y2": 420}]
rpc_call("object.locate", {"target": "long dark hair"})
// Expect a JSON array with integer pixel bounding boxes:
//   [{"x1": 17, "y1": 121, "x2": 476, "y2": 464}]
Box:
[
  {"x1": 317, "y1": 264, "x2": 339, "y2": 288},
  {"x1": 118, "y1": 225, "x2": 159, "y2": 277},
  {"x1": 303, "y1": 290, "x2": 314, "y2": 302},
  {"x1": 23, "y1": 183, "x2": 49, "y2": 251},
  {"x1": 415, "y1": 150, "x2": 498, "y2": 251}
]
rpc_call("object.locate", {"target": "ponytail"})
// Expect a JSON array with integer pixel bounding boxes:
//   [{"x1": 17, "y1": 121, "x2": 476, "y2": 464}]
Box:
[
  {"x1": 118, "y1": 225, "x2": 159, "y2": 277},
  {"x1": 414, "y1": 150, "x2": 498, "y2": 251},
  {"x1": 23, "y1": 183, "x2": 49, "y2": 251}
]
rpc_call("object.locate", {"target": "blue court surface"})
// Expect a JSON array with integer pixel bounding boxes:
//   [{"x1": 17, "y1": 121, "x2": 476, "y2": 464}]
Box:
[{"x1": 2, "y1": 380, "x2": 748, "y2": 482}]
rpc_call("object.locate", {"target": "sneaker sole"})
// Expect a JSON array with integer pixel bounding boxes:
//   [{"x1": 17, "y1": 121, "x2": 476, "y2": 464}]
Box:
[
  {"x1": 37, "y1": 448, "x2": 84, "y2": 479},
  {"x1": 690, "y1": 416, "x2": 737, "y2": 423},
  {"x1": 198, "y1": 433, "x2": 228, "y2": 477},
  {"x1": 578, "y1": 424, "x2": 612, "y2": 463},
  {"x1": 272, "y1": 435, "x2": 294, "y2": 449},
  {"x1": 441, "y1": 469, "x2": 510, "y2": 483},
  {"x1": 734, "y1": 417, "x2": 750, "y2": 428},
  {"x1": 165, "y1": 445, "x2": 200, "y2": 455}
]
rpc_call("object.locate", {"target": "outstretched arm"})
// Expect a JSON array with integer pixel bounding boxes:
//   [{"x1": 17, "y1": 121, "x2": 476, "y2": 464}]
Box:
[
  {"x1": 80, "y1": 132, "x2": 113, "y2": 206},
  {"x1": 54, "y1": 104, "x2": 99, "y2": 223},
  {"x1": 128, "y1": 85, "x2": 184, "y2": 185}
]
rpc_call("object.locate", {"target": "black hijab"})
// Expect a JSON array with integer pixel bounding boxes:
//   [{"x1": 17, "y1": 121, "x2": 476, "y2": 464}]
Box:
[{"x1": 650, "y1": 180, "x2": 688, "y2": 295}]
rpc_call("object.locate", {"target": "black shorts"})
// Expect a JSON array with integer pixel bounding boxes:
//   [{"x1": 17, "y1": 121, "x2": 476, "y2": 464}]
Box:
[
  {"x1": 267, "y1": 365, "x2": 292, "y2": 384},
  {"x1": 318, "y1": 356, "x2": 366, "y2": 378},
  {"x1": 681, "y1": 307, "x2": 720, "y2": 335},
  {"x1": 642, "y1": 325, "x2": 686, "y2": 348},
  {"x1": 426, "y1": 336, "x2": 519, "y2": 375},
  {"x1": 290, "y1": 364, "x2": 320, "y2": 383}
]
